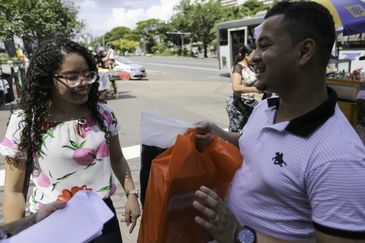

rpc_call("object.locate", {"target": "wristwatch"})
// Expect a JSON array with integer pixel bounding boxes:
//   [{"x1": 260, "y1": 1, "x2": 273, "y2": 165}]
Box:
[
  {"x1": 126, "y1": 189, "x2": 139, "y2": 198},
  {"x1": 235, "y1": 225, "x2": 256, "y2": 243}
]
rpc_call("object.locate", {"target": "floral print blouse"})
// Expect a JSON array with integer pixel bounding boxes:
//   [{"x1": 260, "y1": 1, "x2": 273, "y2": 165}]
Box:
[{"x1": 0, "y1": 103, "x2": 120, "y2": 213}]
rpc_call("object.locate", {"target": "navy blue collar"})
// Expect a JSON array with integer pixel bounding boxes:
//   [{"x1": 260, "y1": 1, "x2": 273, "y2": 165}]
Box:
[{"x1": 267, "y1": 87, "x2": 337, "y2": 137}]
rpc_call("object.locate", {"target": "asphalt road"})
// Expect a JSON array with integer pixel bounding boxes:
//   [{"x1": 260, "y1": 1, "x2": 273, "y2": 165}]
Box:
[{"x1": 0, "y1": 56, "x2": 232, "y2": 242}]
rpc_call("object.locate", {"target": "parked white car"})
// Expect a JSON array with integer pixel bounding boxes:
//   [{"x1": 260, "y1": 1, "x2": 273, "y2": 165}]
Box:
[{"x1": 113, "y1": 56, "x2": 146, "y2": 80}]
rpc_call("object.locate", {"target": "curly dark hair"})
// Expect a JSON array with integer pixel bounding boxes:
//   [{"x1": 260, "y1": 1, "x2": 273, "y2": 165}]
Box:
[{"x1": 10, "y1": 37, "x2": 111, "y2": 172}]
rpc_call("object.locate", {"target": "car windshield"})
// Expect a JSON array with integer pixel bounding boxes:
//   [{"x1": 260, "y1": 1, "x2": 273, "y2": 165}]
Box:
[{"x1": 116, "y1": 56, "x2": 133, "y2": 64}]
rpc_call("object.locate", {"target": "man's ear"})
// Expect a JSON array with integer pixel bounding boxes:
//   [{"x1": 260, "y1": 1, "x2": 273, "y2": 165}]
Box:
[{"x1": 298, "y1": 38, "x2": 316, "y2": 66}]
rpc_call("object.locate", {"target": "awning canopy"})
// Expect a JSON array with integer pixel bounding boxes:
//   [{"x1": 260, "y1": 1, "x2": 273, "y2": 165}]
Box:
[{"x1": 313, "y1": 0, "x2": 365, "y2": 36}]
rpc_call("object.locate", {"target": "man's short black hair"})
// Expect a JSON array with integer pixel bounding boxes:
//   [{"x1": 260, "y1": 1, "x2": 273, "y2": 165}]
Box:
[{"x1": 265, "y1": 1, "x2": 336, "y2": 67}]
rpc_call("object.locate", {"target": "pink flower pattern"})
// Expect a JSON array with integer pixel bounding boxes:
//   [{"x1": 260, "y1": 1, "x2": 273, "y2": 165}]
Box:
[{"x1": 0, "y1": 104, "x2": 120, "y2": 213}]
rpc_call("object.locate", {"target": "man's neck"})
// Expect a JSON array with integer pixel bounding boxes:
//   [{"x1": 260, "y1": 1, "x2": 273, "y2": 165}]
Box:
[{"x1": 275, "y1": 80, "x2": 328, "y2": 124}]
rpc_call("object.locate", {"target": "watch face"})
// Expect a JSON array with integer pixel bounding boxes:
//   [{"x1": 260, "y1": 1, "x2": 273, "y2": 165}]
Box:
[{"x1": 237, "y1": 228, "x2": 255, "y2": 243}]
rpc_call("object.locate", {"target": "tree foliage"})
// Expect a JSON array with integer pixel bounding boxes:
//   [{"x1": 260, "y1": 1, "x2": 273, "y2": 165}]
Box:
[
  {"x1": 134, "y1": 19, "x2": 171, "y2": 54},
  {"x1": 170, "y1": 0, "x2": 224, "y2": 57},
  {"x1": 96, "y1": 0, "x2": 271, "y2": 56},
  {"x1": 111, "y1": 39, "x2": 139, "y2": 55},
  {"x1": 0, "y1": 0, "x2": 83, "y2": 55},
  {"x1": 104, "y1": 26, "x2": 133, "y2": 43}
]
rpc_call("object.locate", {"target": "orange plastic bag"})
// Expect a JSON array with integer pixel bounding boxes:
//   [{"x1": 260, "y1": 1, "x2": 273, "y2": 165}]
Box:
[{"x1": 137, "y1": 129, "x2": 242, "y2": 243}]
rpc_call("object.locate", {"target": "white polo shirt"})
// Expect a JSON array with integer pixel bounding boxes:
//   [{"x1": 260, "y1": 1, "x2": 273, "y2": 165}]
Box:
[{"x1": 226, "y1": 88, "x2": 365, "y2": 241}]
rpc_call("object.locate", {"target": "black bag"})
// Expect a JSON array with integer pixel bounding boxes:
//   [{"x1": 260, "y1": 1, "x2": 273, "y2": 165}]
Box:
[
  {"x1": 140, "y1": 144, "x2": 166, "y2": 207},
  {"x1": 233, "y1": 93, "x2": 255, "y2": 113}
]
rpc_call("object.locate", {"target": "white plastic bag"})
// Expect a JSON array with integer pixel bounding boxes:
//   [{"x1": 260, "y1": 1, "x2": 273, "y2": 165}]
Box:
[{"x1": 141, "y1": 112, "x2": 193, "y2": 148}]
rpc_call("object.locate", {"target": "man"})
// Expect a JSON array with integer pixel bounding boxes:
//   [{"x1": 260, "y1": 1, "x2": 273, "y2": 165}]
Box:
[
  {"x1": 0, "y1": 200, "x2": 65, "y2": 240},
  {"x1": 193, "y1": 2, "x2": 365, "y2": 243}
]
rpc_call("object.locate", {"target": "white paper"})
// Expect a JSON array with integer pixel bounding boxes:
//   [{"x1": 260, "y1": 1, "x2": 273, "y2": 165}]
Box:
[
  {"x1": 141, "y1": 112, "x2": 193, "y2": 148},
  {"x1": 7, "y1": 191, "x2": 114, "y2": 243}
]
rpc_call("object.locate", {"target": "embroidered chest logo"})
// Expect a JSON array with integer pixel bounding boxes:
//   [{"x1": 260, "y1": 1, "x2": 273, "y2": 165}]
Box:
[{"x1": 272, "y1": 152, "x2": 287, "y2": 167}]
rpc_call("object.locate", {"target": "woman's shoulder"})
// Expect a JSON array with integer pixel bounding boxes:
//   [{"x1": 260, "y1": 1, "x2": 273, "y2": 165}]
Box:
[
  {"x1": 97, "y1": 102, "x2": 116, "y2": 118},
  {"x1": 97, "y1": 102, "x2": 113, "y2": 111},
  {"x1": 234, "y1": 63, "x2": 244, "y2": 69},
  {"x1": 232, "y1": 63, "x2": 244, "y2": 74}
]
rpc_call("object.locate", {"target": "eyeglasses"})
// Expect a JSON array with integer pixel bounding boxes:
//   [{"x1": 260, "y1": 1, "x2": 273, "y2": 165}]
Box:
[{"x1": 54, "y1": 71, "x2": 98, "y2": 87}]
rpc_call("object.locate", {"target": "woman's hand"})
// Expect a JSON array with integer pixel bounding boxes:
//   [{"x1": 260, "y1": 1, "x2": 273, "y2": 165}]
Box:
[
  {"x1": 124, "y1": 195, "x2": 141, "y2": 233},
  {"x1": 36, "y1": 200, "x2": 67, "y2": 222},
  {"x1": 193, "y1": 186, "x2": 240, "y2": 243}
]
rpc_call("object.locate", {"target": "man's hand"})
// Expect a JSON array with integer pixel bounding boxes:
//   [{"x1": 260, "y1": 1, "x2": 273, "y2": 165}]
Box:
[
  {"x1": 195, "y1": 121, "x2": 241, "y2": 148},
  {"x1": 194, "y1": 121, "x2": 217, "y2": 152},
  {"x1": 193, "y1": 186, "x2": 239, "y2": 243}
]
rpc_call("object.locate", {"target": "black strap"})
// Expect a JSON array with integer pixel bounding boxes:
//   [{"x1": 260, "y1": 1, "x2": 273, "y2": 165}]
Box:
[{"x1": 22, "y1": 158, "x2": 32, "y2": 202}]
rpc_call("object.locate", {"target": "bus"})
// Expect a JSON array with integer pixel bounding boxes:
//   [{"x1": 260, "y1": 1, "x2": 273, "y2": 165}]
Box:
[
  {"x1": 216, "y1": 12, "x2": 265, "y2": 74},
  {"x1": 216, "y1": 12, "x2": 365, "y2": 74}
]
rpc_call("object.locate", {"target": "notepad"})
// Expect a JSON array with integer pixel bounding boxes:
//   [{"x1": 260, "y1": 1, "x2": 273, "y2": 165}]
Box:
[{"x1": 6, "y1": 191, "x2": 114, "y2": 243}]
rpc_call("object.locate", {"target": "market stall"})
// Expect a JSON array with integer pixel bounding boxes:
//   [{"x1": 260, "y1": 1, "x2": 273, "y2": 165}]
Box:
[
  {"x1": 314, "y1": 0, "x2": 365, "y2": 125},
  {"x1": 326, "y1": 78, "x2": 363, "y2": 126}
]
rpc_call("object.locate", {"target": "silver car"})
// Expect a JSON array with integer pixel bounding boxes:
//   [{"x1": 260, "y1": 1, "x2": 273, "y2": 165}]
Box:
[{"x1": 113, "y1": 56, "x2": 147, "y2": 80}]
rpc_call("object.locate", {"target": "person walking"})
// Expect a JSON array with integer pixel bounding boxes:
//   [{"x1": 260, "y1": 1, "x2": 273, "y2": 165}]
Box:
[
  {"x1": 1, "y1": 37, "x2": 140, "y2": 242},
  {"x1": 226, "y1": 45, "x2": 260, "y2": 132},
  {"x1": 104, "y1": 45, "x2": 117, "y2": 98},
  {"x1": 194, "y1": 2, "x2": 365, "y2": 242}
]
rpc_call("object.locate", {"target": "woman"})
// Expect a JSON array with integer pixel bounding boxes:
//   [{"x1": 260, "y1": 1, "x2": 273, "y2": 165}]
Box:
[
  {"x1": 0, "y1": 38, "x2": 140, "y2": 242},
  {"x1": 226, "y1": 45, "x2": 259, "y2": 132}
]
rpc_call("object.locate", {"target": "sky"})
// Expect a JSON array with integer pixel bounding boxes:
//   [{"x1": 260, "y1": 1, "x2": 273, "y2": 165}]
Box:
[{"x1": 70, "y1": 0, "x2": 182, "y2": 37}]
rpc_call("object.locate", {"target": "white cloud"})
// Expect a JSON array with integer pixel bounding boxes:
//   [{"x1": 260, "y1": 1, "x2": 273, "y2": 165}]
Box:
[
  {"x1": 76, "y1": 0, "x2": 97, "y2": 8},
  {"x1": 76, "y1": 0, "x2": 145, "y2": 9},
  {"x1": 78, "y1": 0, "x2": 181, "y2": 37}
]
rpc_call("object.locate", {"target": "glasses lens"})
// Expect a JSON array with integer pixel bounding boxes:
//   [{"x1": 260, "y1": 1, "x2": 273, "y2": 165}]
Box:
[
  {"x1": 85, "y1": 71, "x2": 97, "y2": 84},
  {"x1": 57, "y1": 71, "x2": 97, "y2": 87},
  {"x1": 65, "y1": 74, "x2": 79, "y2": 82}
]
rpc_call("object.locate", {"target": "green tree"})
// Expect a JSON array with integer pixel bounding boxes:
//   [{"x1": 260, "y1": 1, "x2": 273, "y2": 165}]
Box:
[
  {"x1": 104, "y1": 26, "x2": 132, "y2": 44},
  {"x1": 0, "y1": 0, "x2": 83, "y2": 55},
  {"x1": 123, "y1": 30, "x2": 141, "y2": 42},
  {"x1": 168, "y1": 0, "x2": 271, "y2": 57},
  {"x1": 171, "y1": 0, "x2": 223, "y2": 58},
  {"x1": 135, "y1": 19, "x2": 169, "y2": 54},
  {"x1": 239, "y1": 0, "x2": 270, "y2": 16},
  {"x1": 111, "y1": 39, "x2": 139, "y2": 55}
]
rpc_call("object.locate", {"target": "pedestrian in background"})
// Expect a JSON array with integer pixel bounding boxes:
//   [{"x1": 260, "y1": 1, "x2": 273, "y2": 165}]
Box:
[
  {"x1": 105, "y1": 44, "x2": 116, "y2": 69},
  {"x1": 104, "y1": 44, "x2": 118, "y2": 98},
  {"x1": 226, "y1": 45, "x2": 260, "y2": 132},
  {"x1": 95, "y1": 47, "x2": 108, "y2": 69},
  {"x1": 194, "y1": 2, "x2": 365, "y2": 242},
  {"x1": 0, "y1": 37, "x2": 140, "y2": 242}
]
